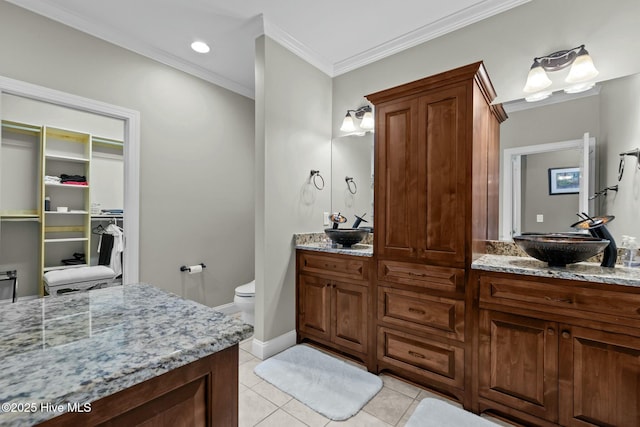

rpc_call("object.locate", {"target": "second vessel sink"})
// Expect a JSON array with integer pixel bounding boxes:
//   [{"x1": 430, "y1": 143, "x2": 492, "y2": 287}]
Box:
[
  {"x1": 513, "y1": 233, "x2": 610, "y2": 267},
  {"x1": 324, "y1": 228, "x2": 369, "y2": 248}
]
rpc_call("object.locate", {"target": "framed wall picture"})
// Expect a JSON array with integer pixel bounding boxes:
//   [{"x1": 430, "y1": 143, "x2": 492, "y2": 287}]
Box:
[{"x1": 548, "y1": 166, "x2": 580, "y2": 195}]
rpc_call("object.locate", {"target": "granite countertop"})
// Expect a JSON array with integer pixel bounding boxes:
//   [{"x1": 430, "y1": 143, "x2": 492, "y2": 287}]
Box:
[
  {"x1": 294, "y1": 232, "x2": 374, "y2": 257},
  {"x1": 0, "y1": 283, "x2": 253, "y2": 426},
  {"x1": 296, "y1": 242, "x2": 374, "y2": 257},
  {"x1": 472, "y1": 254, "x2": 640, "y2": 288}
]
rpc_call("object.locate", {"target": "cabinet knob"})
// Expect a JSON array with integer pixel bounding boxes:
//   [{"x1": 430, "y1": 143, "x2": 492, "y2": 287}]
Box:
[
  {"x1": 561, "y1": 330, "x2": 571, "y2": 339},
  {"x1": 547, "y1": 328, "x2": 555, "y2": 336}
]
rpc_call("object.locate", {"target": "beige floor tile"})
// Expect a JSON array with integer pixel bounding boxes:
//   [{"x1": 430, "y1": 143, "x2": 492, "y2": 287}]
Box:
[
  {"x1": 282, "y1": 398, "x2": 331, "y2": 427},
  {"x1": 239, "y1": 358, "x2": 262, "y2": 388},
  {"x1": 239, "y1": 388, "x2": 278, "y2": 427},
  {"x1": 256, "y1": 409, "x2": 308, "y2": 427},
  {"x1": 240, "y1": 337, "x2": 253, "y2": 352},
  {"x1": 395, "y1": 400, "x2": 419, "y2": 427},
  {"x1": 239, "y1": 383, "x2": 248, "y2": 395},
  {"x1": 362, "y1": 387, "x2": 414, "y2": 426},
  {"x1": 327, "y1": 410, "x2": 394, "y2": 427},
  {"x1": 239, "y1": 348, "x2": 256, "y2": 364},
  {"x1": 252, "y1": 380, "x2": 293, "y2": 407},
  {"x1": 415, "y1": 390, "x2": 463, "y2": 408},
  {"x1": 379, "y1": 374, "x2": 421, "y2": 399}
]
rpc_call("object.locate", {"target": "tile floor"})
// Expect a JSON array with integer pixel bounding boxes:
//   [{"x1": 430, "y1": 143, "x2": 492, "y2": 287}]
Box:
[{"x1": 238, "y1": 339, "x2": 513, "y2": 427}]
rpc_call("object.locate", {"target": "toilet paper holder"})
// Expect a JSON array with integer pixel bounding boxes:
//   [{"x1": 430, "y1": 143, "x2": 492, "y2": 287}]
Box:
[{"x1": 180, "y1": 263, "x2": 207, "y2": 273}]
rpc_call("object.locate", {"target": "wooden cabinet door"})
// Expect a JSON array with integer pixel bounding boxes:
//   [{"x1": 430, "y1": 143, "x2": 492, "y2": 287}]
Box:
[
  {"x1": 416, "y1": 85, "x2": 467, "y2": 266},
  {"x1": 298, "y1": 274, "x2": 331, "y2": 341},
  {"x1": 374, "y1": 99, "x2": 419, "y2": 259},
  {"x1": 479, "y1": 310, "x2": 558, "y2": 423},
  {"x1": 331, "y1": 281, "x2": 368, "y2": 354},
  {"x1": 559, "y1": 325, "x2": 640, "y2": 427}
]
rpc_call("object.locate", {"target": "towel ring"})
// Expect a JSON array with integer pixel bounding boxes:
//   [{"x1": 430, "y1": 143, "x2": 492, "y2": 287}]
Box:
[
  {"x1": 345, "y1": 176, "x2": 357, "y2": 194},
  {"x1": 309, "y1": 170, "x2": 325, "y2": 190}
]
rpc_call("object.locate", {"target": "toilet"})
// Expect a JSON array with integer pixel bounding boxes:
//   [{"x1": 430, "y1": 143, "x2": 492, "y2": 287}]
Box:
[{"x1": 234, "y1": 280, "x2": 255, "y2": 325}]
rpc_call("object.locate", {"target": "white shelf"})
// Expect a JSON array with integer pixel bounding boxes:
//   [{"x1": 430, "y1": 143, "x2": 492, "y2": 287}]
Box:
[
  {"x1": 1, "y1": 217, "x2": 39, "y2": 222},
  {"x1": 44, "y1": 237, "x2": 89, "y2": 243},
  {"x1": 45, "y1": 154, "x2": 89, "y2": 163},
  {"x1": 45, "y1": 182, "x2": 89, "y2": 189},
  {"x1": 45, "y1": 211, "x2": 89, "y2": 215},
  {"x1": 44, "y1": 264, "x2": 88, "y2": 272}
]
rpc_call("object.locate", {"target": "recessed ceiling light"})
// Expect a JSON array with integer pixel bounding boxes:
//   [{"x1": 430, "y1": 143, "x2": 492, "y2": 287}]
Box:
[{"x1": 191, "y1": 41, "x2": 210, "y2": 54}]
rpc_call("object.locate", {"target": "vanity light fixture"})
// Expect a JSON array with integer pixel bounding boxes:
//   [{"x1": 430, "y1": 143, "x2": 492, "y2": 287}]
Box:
[
  {"x1": 340, "y1": 105, "x2": 374, "y2": 132},
  {"x1": 523, "y1": 44, "x2": 598, "y2": 101},
  {"x1": 190, "y1": 41, "x2": 210, "y2": 54}
]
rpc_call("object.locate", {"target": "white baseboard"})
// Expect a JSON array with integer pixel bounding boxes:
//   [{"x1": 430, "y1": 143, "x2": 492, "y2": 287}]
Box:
[
  {"x1": 213, "y1": 302, "x2": 240, "y2": 316},
  {"x1": 251, "y1": 330, "x2": 297, "y2": 360}
]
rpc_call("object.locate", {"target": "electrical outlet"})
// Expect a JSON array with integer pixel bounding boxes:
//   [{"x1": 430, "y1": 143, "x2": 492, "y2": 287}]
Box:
[
  {"x1": 323, "y1": 212, "x2": 330, "y2": 226},
  {"x1": 536, "y1": 214, "x2": 544, "y2": 223}
]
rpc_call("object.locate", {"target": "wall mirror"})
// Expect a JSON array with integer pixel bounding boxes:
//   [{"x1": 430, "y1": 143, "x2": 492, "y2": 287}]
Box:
[
  {"x1": 330, "y1": 132, "x2": 374, "y2": 229},
  {"x1": 499, "y1": 71, "x2": 640, "y2": 242},
  {"x1": 501, "y1": 134, "x2": 595, "y2": 239}
]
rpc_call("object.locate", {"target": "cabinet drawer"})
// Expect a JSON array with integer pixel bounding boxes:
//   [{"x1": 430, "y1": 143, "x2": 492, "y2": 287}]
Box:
[
  {"x1": 378, "y1": 260, "x2": 464, "y2": 293},
  {"x1": 299, "y1": 252, "x2": 369, "y2": 281},
  {"x1": 480, "y1": 274, "x2": 640, "y2": 322},
  {"x1": 378, "y1": 327, "x2": 464, "y2": 389},
  {"x1": 378, "y1": 287, "x2": 464, "y2": 341}
]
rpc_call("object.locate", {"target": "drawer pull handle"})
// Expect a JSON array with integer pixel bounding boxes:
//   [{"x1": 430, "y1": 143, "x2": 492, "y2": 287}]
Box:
[
  {"x1": 408, "y1": 272, "x2": 427, "y2": 277},
  {"x1": 408, "y1": 307, "x2": 426, "y2": 315},
  {"x1": 408, "y1": 350, "x2": 425, "y2": 359},
  {"x1": 544, "y1": 296, "x2": 573, "y2": 304},
  {"x1": 561, "y1": 331, "x2": 571, "y2": 339},
  {"x1": 547, "y1": 328, "x2": 555, "y2": 336}
]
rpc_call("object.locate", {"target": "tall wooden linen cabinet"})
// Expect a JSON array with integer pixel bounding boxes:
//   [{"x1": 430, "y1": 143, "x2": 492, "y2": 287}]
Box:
[{"x1": 366, "y1": 62, "x2": 506, "y2": 405}]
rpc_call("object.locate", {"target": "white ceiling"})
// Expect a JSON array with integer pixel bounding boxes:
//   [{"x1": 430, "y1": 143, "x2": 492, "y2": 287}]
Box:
[{"x1": 7, "y1": 0, "x2": 530, "y2": 99}]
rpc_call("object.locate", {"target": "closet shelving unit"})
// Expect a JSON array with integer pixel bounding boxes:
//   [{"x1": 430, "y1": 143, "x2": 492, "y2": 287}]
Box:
[
  {"x1": 2, "y1": 119, "x2": 123, "y2": 296},
  {"x1": 0, "y1": 121, "x2": 42, "y2": 222},
  {"x1": 40, "y1": 127, "x2": 93, "y2": 295}
]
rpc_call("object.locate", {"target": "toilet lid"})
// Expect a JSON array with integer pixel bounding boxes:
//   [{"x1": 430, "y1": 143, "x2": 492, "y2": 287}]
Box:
[{"x1": 235, "y1": 280, "x2": 255, "y2": 296}]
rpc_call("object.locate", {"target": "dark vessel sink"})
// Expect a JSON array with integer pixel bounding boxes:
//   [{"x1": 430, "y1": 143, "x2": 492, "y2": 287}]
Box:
[
  {"x1": 513, "y1": 234, "x2": 610, "y2": 267},
  {"x1": 324, "y1": 228, "x2": 369, "y2": 248}
]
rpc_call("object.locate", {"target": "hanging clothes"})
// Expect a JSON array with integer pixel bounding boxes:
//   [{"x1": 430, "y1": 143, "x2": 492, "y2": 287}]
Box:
[{"x1": 98, "y1": 223, "x2": 124, "y2": 277}]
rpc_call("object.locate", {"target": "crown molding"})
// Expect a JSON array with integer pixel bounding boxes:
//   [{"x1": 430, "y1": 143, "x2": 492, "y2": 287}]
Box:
[
  {"x1": 262, "y1": 20, "x2": 334, "y2": 76},
  {"x1": 333, "y1": 0, "x2": 531, "y2": 76},
  {"x1": 6, "y1": 0, "x2": 256, "y2": 99}
]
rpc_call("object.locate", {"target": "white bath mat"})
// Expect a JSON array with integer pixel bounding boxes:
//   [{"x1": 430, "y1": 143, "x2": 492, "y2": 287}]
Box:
[
  {"x1": 253, "y1": 345, "x2": 382, "y2": 421},
  {"x1": 406, "y1": 398, "x2": 500, "y2": 427}
]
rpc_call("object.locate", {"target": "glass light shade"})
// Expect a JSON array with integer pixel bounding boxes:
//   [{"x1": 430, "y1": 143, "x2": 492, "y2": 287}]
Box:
[
  {"x1": 359, "y1": 111, "x2": 374, "y2": 130},
  {"x1": 564, "y1": 82, "x2": 596, "y2": 94},
  {"x1": 525, "y1": 90, "x2": 552, "y2": 103},
  {"x1": 565, "y1": 50, "x2": 598, "y2": 83},
  {"x1": 523, "y1": 61, "x2": 552, "y2": 93},
  {"x1": 340, "y1": 114, "x2": 356, "y2": 132}
]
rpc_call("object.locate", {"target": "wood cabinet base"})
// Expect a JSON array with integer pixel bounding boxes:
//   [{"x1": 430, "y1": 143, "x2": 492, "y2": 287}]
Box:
[{"x1": 39, "y1": 345, "x2": 239, "y2": 427}]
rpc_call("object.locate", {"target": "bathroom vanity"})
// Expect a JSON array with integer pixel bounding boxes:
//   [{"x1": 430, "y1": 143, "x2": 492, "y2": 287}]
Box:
[
  {"x1": 295, "y1": 61, "x2": 640, "y2": 426},
  {"x1": 472, "y1": 255, "x2": 640, "y2": 427},
  {"x1": 296, "y1": 245, "x2": 374, "y2": 369},
  {"x1": 0, "y1": 283, "x2": 253, "y2": 426}
]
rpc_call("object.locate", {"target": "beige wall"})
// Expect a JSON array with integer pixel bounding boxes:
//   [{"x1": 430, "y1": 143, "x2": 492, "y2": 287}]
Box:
[
  {"x1": 254, "y1": 36, "x2": 332, "y2": 342},
  {"x1": 0, "y1": 1, "x2": 255, "y2": 306},
  {"x1": 522, "y1": 151, "x2": 581, "y2": 233}
]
